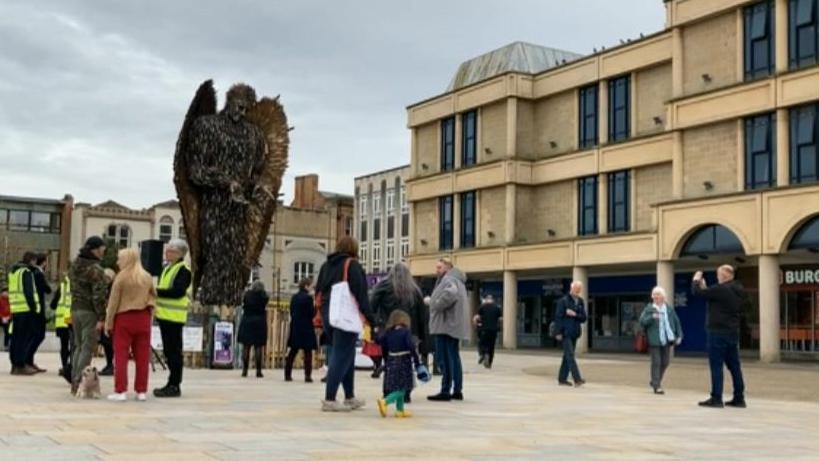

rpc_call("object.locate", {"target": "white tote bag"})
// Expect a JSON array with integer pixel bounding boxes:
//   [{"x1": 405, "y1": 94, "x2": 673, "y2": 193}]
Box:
[{"x1": 328, "y1": 258, "x2": 363, "y2": 334}]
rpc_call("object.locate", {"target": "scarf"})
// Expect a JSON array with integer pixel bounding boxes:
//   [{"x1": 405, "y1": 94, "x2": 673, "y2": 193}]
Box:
[{"x1": 655, "y1": 303, "x2": 676, "y2": 345}]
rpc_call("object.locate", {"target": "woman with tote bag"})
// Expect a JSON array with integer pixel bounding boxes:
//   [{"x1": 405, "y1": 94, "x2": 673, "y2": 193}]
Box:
[{"x1": 315, "y1": 236, "x2": 376, "y2": 412}]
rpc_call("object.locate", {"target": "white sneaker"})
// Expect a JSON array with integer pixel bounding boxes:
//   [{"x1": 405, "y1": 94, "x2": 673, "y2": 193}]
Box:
[
  {"x1": 136, "y1": 393, "x2": 147, "y2": 402},
  {"x1": 321, "y1": 400, "x2": 352, "y2": 412},
  {"x1": 107, "y1": 393, "x2": 127, "y2": 402},
  {"x1": 344, "y1": 397, "x2": 366, "y2": 410}
]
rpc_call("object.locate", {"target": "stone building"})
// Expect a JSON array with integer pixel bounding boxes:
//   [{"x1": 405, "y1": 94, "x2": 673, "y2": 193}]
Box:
[
  {"x1": 406, "y1": 0, "x2": 819, "y2": 362},
  {"x1": 353, "y1": 165, "x2": 411, "y2": 283}
]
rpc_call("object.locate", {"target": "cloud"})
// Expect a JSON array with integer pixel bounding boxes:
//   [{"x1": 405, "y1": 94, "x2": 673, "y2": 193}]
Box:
[{"x1": 0, "y1": 0, "x2": 664, "y2": 208}]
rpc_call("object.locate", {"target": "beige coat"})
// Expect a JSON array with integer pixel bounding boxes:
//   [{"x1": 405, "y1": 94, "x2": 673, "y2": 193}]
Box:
[{"x1": 105, "y1": 274, "x2": 157, "y2": 332}]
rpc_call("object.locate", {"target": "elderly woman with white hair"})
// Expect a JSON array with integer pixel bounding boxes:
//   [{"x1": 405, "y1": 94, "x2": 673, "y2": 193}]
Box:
[
  {"x1": 639, "y1": 286, "x2": 683, "y2": 394},
  {"x1": 153, "y1": 239, "x2": 192, "y2": 399}
]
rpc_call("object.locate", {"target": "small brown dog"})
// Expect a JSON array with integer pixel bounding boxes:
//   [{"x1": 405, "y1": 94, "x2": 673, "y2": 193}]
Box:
[{"x1": 75, "y1": 365, "x2": 101, "y2": 399}]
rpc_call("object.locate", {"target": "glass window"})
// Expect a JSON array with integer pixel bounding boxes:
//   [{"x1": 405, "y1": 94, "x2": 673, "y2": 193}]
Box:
[
  {"x1": 293, "y1": 262, "x2": 315, "y2": 283},
  {"x1": 439, "y1": 196, "x2": 454, "y2": 250},
  {"x1": 680, "y1": 225, "x2": 744, "y2": 256},
  {"x1": 360, "y1": 221, "x2": 368, "y2": 242},
  {"x1": 373, "y1": 218, "x2": 381, "y2": 241},
  {"x1": 373, "y1": 194, "x2": 381, "y2": 214},
  {"x1": 790, "y1": 103, "x2": 819, "y2": 184},
  {"x1": 460, "y1": 191, "x2": 476, "y2": 248},
  {"x1": 401, "y1": 213, "x2": 409, "y2": 237},
  {"x1": 400, "y1": 186, "x2": 408, "y2": 212},
  {"x1": 386, "y1": 189, "x2": 395, "y2": 214},
  {"x1": 441, "y1": 117, "x2": 455, "y2": 171},
  {"x1": 360, "y1": 245, "x2": 368, "y2": 267},
  {"x1": 462, "y1": 110, "x2": 477, "y2": 167},
  {"x1": 50, "y1": 213, "x2": 61, "y2": 233},
  {"x1": 386, "y1": 241, "x2": 395, "y2": 267},
  {"x1": 578, "y1": 176, "x2": 598, "y2": 236},
  {"x1": 579, "y1": 84, "x2": 599, "y2": 149},
  {"x1": 30, "y1": 212, "x2": 51, "y2": 232},
  {"x1": 790, "y1": 0, "x2": 819, "y2": 68},
  {"x1": 9, "y1": 210, "x2": 29, "y2": 231},
  {"x1": 345, "y1": 217, "x2": 352, "y2": 236},
  {"x1": 608, "y1": 76, "x2": 630, "y2": 142},
  {"x1": 159, "y1": 225, "x2": 173, "y2": 242},
  {"x1": 387, "y1": 216, "x2": 395, "y2": 239},
  {"x1": 400, "y1": 238, "x2": 409, "y2": 259},
  {"x1": 373, "y1": 242, "x2": 381, "y2": 269},
  {"x1": 118, "y1": 225, "x2": 130, "y2": 248},
  {"x1": 359, "y1": 196, "x2": 367, "y2": 217},
  {"x1": 745, "y1": 113, "x2": 777, "y2": 190},
  {"x1": 607, "y1": 171, "x2": 630, "y2": 233},
  {"x1": 745, "y1": 1, "x2": 775, "y2": 80}
]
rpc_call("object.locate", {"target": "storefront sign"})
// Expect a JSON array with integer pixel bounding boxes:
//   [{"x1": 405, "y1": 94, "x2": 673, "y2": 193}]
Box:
[{"x1": 782, "y1": 269, "x2": 819, "y2": 285}]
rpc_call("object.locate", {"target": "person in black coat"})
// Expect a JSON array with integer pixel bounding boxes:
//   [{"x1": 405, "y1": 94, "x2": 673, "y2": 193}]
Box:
[
  {"x1": 693, "y1": 266, "x2": 749, "y2": 408},
  {"x1": 555, "y1": 281, "x2": 588, "y2": 387},
  {"x1": 315, "y1": 237, "x2": 376, "y2": 412},
  {"x1": 285, "y1": 278, "x2": 318, "y2": 382},
  {"x1": 238, "y1": 281, "x2": 269, "y2": 378}
]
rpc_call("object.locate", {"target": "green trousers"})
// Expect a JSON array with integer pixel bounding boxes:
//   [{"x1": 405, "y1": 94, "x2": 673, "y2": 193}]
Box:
[
  {"x1": 385, "y1": 390, "x2": 405, "y2": 412},
  {"x1": 71, "y1": 310, "x2": 99, "y2": 384}
]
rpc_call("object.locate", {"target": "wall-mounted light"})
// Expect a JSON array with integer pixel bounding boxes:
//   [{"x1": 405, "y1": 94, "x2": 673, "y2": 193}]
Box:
[
  {"x1": 653, "y1": 116, "x2": 663, "y2": 126},
  {"x1": 703, "y1": 181, "x2": 714, "y2": 191},
  {"x1": 421, "y1": 163, "x2": 429, "y2": 170},
  {"x1": 484, "y1": 147, "x2": 492, "y2": 155},
  {"x1": 487, "y1": 231, "x2": 495, "y2": 238},
  {"x1": 549, "y1": 141, "x2": 558, "y2": 149},
  {"x1": 547, "y1": 229, "x2": 556, "y2": 237},
  {"x1": 701, "y1": 73, "x2": 712, "y2": 83},
  {"x1": 420, "y1": 239, "x2": 428, "y2": 246}
]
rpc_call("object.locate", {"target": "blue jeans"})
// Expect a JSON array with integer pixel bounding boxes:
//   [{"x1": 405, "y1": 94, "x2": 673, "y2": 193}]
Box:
[
  {"x1": 707, "y1": 333, "x2": 745, "y2": 401},
  {"x1": 435, "y1": 335, "x2": 462, "y2": 395},
  {"x1": 324, "y1": 328, "x2": 357, "y2": 401},
  {"x1": 558, "y1": 336, "x2": 582, "y2": 382}
]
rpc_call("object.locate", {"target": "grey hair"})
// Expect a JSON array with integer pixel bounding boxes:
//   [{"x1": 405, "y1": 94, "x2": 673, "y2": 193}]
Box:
[
  {"x1": 651, "y1": 286, "x2": 667, "y2": 299},
  {"x1": 388, "y1": 262, "x2": 422, "y2": 306},
  {"x1": 249, "y1": 280, "x2": 266, "y2": 292},
  {"x1": 167, "y1": 239, "x2": 189, "y2": 257}
]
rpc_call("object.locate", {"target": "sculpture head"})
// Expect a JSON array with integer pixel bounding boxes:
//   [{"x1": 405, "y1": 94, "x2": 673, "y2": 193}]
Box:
[{"x1": 223, "y1": 84, "x2": 257, "y2": 123}]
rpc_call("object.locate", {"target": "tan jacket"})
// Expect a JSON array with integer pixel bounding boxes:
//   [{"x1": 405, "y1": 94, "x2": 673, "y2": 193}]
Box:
[{"x1": 105, "y1": 274, "x2": 157, "y2": 332}]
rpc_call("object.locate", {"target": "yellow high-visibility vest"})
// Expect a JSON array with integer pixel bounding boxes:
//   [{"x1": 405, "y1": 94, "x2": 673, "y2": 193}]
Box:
[
  {"x1": 8, "y1": 267, "x2": 40, "y2": 315},
  {"x1": 55, "y1": 276, "x2": 72, "y2": 329},
  {"x1": 155, "y1": 261, "x2": 191, "y2": 324}
]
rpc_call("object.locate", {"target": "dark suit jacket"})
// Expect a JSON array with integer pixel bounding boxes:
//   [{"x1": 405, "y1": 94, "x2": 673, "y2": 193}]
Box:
[{"x1": 554, "y1": 294, "x2": 587, "y2": 339}]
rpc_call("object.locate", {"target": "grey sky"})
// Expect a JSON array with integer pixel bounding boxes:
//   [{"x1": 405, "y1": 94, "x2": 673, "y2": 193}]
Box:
[{"x1": 0, "y1": 0, "x2": 664, "y2": 208}]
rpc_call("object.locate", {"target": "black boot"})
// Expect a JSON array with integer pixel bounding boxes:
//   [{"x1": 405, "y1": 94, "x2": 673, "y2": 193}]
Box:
[
  {"x1": 153, "y1": 385, "x2": 181, "y2": 398},
  {"x1": 241, "y1": 349, "x2": 249, "y2": 378},
  {"x1": 255, "y1": 346, "x2": 264, "y2": 378}
]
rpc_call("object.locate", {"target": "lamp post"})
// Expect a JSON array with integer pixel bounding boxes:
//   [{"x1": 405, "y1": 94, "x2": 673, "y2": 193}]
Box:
[{"x1": 272, "y1": 192, "x2": 284, "y2": 308}]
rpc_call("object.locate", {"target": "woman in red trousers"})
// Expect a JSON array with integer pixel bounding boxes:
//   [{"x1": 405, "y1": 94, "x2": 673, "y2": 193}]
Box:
[{"x1": 105, "y1": 248, "x2": 156, "y2": 402}]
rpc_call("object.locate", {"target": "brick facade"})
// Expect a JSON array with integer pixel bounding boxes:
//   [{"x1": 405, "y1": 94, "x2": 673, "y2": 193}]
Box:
[{"x1": 682, "y1": 120, "x2": 738, "y2": 199}]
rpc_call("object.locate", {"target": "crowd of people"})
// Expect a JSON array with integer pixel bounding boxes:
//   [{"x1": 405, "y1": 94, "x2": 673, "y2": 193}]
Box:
[{"x1": 5, "y1": 232, "x2": 750, "y2": 413}]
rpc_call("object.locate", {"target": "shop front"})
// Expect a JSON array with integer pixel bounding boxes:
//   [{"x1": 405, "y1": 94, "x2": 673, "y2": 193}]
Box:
[
  {"x1": 481, "y1": 279, "x2": 567, "y2": 349},
  {"x1": 780, "y1": 266, "x2": 819, "y2": 359}
]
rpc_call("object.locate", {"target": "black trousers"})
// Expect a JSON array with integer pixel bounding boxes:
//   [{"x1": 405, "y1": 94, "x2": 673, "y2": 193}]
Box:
[
  {"x1": 158, "y1": 320, "x2": 184, "y2": 387},
  {"x1": 2, "y1": 321, "x2": 11, "y2": 348},
  {"x1": 9, "y1": 313, "x2": 34, "y2": 368},
  {"x1": 56, "y1": 327, "x2": 72, "y2": 372},
  {"x1": 479, "y1": 330, "x2": 498, "y2": 365},
  {"x1": 100, "y1": 332, "x2": 114, "y2": 367},
  {"x1": 284, "y1": 348, "x2": 313, "y2": 379},
  {"x1": 26, "y1": 314, "x2": 46, "y2": 366}
]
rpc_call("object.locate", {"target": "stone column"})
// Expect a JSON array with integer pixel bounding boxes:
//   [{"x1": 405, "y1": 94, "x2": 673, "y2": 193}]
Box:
[
  {"x1": 502, "y1": 270, "x2": 518, "y2": 349},
  {"x1": 758, "y1": 255, "x2": 781, "y2": 363},
  {"x1": 775, "y1": 0, "x2": 788, "y2": 73},
  {"x1": 506, "y1": 97, "x2": 518, "y2": 158},
  {"x1": 598, "y1": 81, "x2": 609, "y2": 145},
  {"x1": 505, "y1": 184, "x2": 516, "y2": 244},
  {"x1": 573, "y1": 266, "x2": 590, "y2": 354},
  {"x1": 776, "y1": 108, "x2": 789, "y2": 187},
  {"x1": 672, "y1": 131, "x2": 683, "y2": 199},
  {"x1": 598, "y1": 173, "x2": 608, "y2": 235},
  {"x1": 671, "y1": 27, "x2": 684, "y2": 98},
  {"x1": 656, "y1": 261, "x2": 675, "y2": 305}
]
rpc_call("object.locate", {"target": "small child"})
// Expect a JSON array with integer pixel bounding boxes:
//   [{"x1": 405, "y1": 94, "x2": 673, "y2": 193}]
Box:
[{"x1": 376, "y1": 310, "x2": 429, "y2": 418}]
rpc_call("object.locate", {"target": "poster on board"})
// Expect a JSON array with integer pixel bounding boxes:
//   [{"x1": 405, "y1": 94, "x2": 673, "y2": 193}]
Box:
[
  {"x1": 213, "y1": 321, "x2": 234, "y2": 365},
  {"x1": 151, "y1": 326, "x2": 204, "y2": 352}
]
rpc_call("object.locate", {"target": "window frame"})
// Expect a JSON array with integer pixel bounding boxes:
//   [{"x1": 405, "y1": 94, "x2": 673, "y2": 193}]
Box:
[
  {"x1": 441, "y1": 116, "x2": 455, "y2": 171},
  {"x1": 607, "y1": 75, "x2": 631, "y2": 143},
  {"x1": 360, "y1": 221, "x2": 368, "y2": 242},
  {"x1": 359, "y1": 195, "x2": 367, "y2": 218},
  {"x1": 578, "y1": 176, "x2": 599, "y2": 236},
  {"x1": 607, "y1": 171, "x2": 630, "y2": 233},
  {"x1": 461, "y1": 110, "x2": 478, "y2": 167},
  {"x1": 386, "y1": 189, "x2": 395, "y2": 214},
  {"x1": 744, "y1": 112, "x2": 777, "y2": 190},
  {"x1": 439, "y1": 195, "x2": 454, "y2": 250},
  {"x1": 9, "y1": 210, "x2": 29, "y2": 231},
  {"x1": 744, "y1": 0, "x2": 775, "y2": 81},
  {"x1": 459, "y1": 191, "x2": 476, "y2": 249},
  {"x1": 578, "y1": 84, "x2": 599, "y2": 149},
  {"x1": 790, "y1": 103, "x2": 819, "y2": 184},
  {"x1": 789, "y1": 0, "x2": 819, "y2": 69}
]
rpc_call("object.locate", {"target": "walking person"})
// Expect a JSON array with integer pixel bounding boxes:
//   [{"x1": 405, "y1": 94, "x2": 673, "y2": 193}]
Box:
[
  {"x1": 555, "y1": 281, "x2": 587, "y2": 387},
  {"x1": 70, "y1": 237, "x2": 109, "y2": 394},
  {"x1": 316, "y1": 236, "x2": 376, "y2": 412},
  {"x1": 153, "y1": 239, "x2": 192, "y2": 398},
  {"x1": 238, "y1": 280, "x2": 269, "y2": 378},
  {"x1": 473, "y1": 294, "x2": 502, "y2": 369},
  {"x1": 284, "y1": 278, "x2": 317, "y2": 382},
  {"x1": 28, "y1": 253, "x2": 52, "y2": 373},
  {"x1": 427, "y1": 258, "x2": 468, "y2": 402},
  {"x1": 50, "y1": 273, "x2": 74, "y2": 382},
  {"x1": 104, "y1": 249, "x2": 156, "y2": 402},
  {"x1": 8, "y1": 252, "x2": 41, "y2": 376},
  {"x1": 639, "y1": 286, "x2": 683, "y2": 395},
  {"x1": 376, "y1": 310, "x2": 429, "y2": 418},
  {"x1": 369, "y1": 263, "x2": 427, "y2": 387},
  {"x1": 693, "y1": 265, "x2": 749, "y2": 408}
]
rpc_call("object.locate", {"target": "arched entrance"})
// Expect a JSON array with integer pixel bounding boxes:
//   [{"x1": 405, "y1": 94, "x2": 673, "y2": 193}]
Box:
[
  {"x1": 680, "y1": 224, "x2": 745, "y2": 258},
  {"x1": 780, "y1": 215, "x2": 819, "y2": 358}
]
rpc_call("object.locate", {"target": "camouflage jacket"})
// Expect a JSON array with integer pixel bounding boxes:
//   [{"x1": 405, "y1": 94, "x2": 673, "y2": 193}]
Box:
[{"x1": 68, "y1": 253, "x2": 108, "y2": 321}]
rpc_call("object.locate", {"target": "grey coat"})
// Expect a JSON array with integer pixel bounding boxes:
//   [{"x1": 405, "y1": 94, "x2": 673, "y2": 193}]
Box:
[{"x1": 428, "y1": 267, "x2": 468, "y2": 340}]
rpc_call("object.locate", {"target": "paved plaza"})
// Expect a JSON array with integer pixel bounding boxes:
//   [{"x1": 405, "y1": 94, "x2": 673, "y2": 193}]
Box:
[{"x1": 1, "y1": 351, "x2": 818, "y2": 460}]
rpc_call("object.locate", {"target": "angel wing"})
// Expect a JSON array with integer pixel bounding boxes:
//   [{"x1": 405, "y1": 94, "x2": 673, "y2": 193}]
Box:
[
  {"x1": 244, "y1": 96, "x2": 290, "y2": 276},
  {"x1": 173, "y1": 79, "x2": 217, "y2": 294}
]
